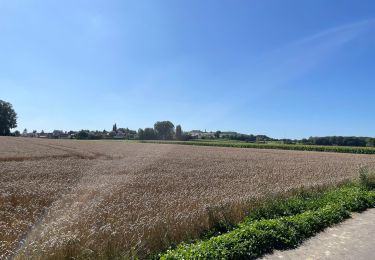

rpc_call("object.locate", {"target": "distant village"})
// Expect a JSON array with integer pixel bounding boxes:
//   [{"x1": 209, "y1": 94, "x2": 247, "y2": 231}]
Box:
[
  {"x1": 17, "y1": 125, "x2": 245, "y2": 141},
  {"x1": 20, "y1": 129, "x2": 131, "y2": 139},
  {"x1": 21, "y1": 129, "x2": 137, "y2": 139}
]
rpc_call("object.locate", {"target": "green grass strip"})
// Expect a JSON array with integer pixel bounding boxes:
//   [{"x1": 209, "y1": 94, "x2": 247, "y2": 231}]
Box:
[
  {"x1": 160, "y1": 185, "x2": 375, "y2": 259},
  {"x1": 138, "y1": 140, "x2": 375, "y2": 154}
]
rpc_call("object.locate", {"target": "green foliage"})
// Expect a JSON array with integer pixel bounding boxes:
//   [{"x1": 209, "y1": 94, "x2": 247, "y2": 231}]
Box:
[
  {"x1": 13, "y1": 130, "x2": 20, "y2": 137},
  {"x1": 138, "y1": 128, "x2": 157, "y2": 140},
  {"x1": 305, "y1": 136, "x2": 374, "y2": 147},
  {"x1": 359, "y1": 167, "x2": 375, "y2": 190},
  {"x1": 144, "y1": 128, "x2": 157, "y2": 140},
  {"x1": 154, "y1": 121, "x2": 175, "y2": 140},
  {"x1": 0, "y1": 100, "x2": 17, "y2": 136},
  {"x1": 368, "y1": 138, "x2": 375, "y2": 147},
  {"x1": 176, "y1": 125, "x2": 182, "y2": 140},
  {"x1": 137, "y1": 128, "x2": 144, "y2": 140},
  {"x1": 201, "y1": 221, "x2": 237, "y2": 240},
  {"x1": 76, "y1": 130, "x2": 89, "y2": 139},
  {"x1": 160, "y1": 184, "x2": 375, "y2": 259},
  {"x1": 244, "y1": 185, "x2": 373, "y2": 223},
  {"x1": 138, "y1": 140, "x2": 375, "y2": 154}
]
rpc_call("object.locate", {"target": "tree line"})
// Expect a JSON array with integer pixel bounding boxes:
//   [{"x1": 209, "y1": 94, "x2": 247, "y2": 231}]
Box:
[{"x1": 299, "y1": 136, "x2": 375, "y2": 147}]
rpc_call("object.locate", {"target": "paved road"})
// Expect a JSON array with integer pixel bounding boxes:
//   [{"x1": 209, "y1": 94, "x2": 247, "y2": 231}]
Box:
[{"x1": 263, "y1": 208, "x2": 375, "y2": 260}]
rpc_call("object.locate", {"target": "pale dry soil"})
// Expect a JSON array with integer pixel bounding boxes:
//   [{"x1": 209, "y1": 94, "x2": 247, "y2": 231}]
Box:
[
  {"x1": 1, "y1": 137, "x2": 375, "y2": 259},
  {"x1": 263, "y1": 208, "x2": 375, "y2": 260}
]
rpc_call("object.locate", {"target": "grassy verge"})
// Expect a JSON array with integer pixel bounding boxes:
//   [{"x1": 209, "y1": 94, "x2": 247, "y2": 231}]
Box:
[
  {"x1": 138, "y1": 140, "x2": 375, "y2": 154},
  {"x1": 160, "y1": 172, "x2": 375, "y2": 259}
]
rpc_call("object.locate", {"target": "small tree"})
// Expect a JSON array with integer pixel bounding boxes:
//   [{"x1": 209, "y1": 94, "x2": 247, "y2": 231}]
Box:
[
  {"x1": 137, "y1": 128, "x2": 144, "y2": 140},
  {"x1": 112, "y1": 123, "x2": 117, "y2": 132},
  {"x1": 176, "y1": 125, "x2": 182, "y2": 140},
  {"x1": 144, "y1": 128, "x2": 156, "y2": 140},
  {"x1": 0, "y1": 100, "x2": 17, "y2": 136},
  {"x1": 77, "y1": 130, "x2": 89, "y2": 139},
  {"x1": 214, "y1": 130, "x2": 221, "y2": 139},
  {"x1": 154, "y1": 121, "x2": 174, "y2": 140}
]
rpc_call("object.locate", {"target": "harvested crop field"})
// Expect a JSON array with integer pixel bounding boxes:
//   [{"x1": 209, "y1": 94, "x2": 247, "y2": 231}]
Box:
[{"x1": 1, "y1": 137, "x2": 375, "y2": 259}]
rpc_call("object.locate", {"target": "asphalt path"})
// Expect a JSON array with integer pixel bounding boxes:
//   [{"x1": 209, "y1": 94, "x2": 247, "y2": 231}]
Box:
[{"x1": 263, "y1": 208, "x2": 375, "y2": 260}]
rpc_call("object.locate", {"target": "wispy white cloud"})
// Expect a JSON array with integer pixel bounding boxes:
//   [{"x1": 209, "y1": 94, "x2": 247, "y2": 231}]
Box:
[
  {"x1": 293, "y1": 18, "x2": 375, "y2": 46},
  {"x1": 241, "y1": 18, "x2": 375, "y2": 95}
]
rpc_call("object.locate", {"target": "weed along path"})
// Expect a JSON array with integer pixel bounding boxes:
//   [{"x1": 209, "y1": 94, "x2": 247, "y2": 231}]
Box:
[{"x1": 263, "y1": 208, "x2": 375, "y2": 260}]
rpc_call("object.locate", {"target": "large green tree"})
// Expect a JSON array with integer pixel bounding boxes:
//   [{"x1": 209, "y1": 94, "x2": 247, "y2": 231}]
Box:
[
  {"x1": 154, "y1": 121, "x2": 174, "y2": 140},
  {"x1": 0, "y1": 100, "x2": 17, "y2": 136},
  {"x1": 137, "y1": 128, "x2": 145, "y2": 140}
]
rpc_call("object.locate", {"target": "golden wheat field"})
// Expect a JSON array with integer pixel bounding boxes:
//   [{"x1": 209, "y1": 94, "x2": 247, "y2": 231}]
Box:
[{"x1": 1, "y1": 137, "x2": 375, "y2": 259}]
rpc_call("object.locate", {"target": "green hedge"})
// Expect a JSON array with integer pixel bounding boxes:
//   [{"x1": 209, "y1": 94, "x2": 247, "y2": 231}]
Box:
[
  {"x1": 138, "y1": 140, "x2": 375, "y2": 154},
  {"x1": 160, "y1": 185, "x2": 375, "y2": 259}
]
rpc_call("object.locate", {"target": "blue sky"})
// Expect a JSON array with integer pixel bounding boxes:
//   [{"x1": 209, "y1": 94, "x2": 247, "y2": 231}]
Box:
[{"x1": 1, "y1": 0, "x2": 375, "y2": 138}]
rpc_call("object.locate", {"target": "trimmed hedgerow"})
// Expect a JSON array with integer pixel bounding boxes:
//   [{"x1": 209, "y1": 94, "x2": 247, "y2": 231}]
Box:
[{"x1": 160, "y1": 184, "x2": 375, "y2": 259}]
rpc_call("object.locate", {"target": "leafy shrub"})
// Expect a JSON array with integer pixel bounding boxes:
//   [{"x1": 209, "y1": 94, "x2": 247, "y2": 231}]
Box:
[{"x1": 359, "y1": 167, "x2": 375, "y2": 190}]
